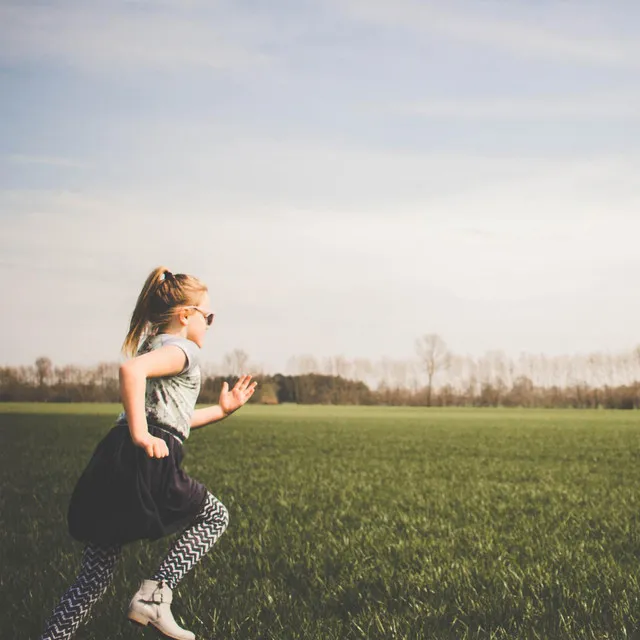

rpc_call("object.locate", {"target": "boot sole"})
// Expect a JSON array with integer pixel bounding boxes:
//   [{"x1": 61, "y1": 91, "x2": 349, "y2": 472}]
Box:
[{"x1": 127, "y1": 611, "x2": 196, "y2": 640}]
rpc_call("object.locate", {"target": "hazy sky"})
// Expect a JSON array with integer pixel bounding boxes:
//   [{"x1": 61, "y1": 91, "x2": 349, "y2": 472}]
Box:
[{"x1": 2, "y1": 0, "x2": 640, "y2": 372}]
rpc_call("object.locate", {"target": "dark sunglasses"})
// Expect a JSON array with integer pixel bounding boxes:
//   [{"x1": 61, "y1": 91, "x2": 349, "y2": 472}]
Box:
[{"x1": 183, "y1": 306, "x2": 215, "y2": 326}]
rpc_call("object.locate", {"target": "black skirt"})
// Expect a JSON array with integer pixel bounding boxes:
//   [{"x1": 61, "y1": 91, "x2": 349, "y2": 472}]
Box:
[{"x1": 67, "y1": 423, "x2": 207, "y2": 546}]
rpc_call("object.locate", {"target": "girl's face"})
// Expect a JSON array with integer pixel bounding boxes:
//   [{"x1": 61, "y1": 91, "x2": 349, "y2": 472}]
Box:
[{"x1": 185, "y1": 291, "x2": 213, "y2": 348}]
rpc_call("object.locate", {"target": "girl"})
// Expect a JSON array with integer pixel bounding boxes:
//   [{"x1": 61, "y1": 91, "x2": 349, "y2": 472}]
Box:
[{"x1": 40, "y1": 266, "x2": 257, "y2": 640}]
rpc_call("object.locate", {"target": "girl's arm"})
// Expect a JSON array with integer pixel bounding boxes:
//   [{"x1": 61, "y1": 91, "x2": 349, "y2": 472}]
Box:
[
  {"x1": 119, "y1": 345, "x2": 188, "y2": 458},
  {"x1": 190, "y1": 375, "x2": 258, "y2": 429},
  {"x1": 190, "y1": 405, "x2": 227, "y2": 429}
]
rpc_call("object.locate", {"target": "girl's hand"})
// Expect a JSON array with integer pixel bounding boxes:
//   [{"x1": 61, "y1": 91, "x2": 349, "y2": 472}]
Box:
[
  {"x1": 219, "y1": 374, "x2": 258, "y2": 416},
  {"x1": 134, "y1": 434, "x2": 169, "y2": 458}
]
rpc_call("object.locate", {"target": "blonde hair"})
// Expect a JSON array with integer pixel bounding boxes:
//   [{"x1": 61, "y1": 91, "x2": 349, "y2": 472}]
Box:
[{"x1": 122, "y1": 266, "x2": 208, "y2": 357}]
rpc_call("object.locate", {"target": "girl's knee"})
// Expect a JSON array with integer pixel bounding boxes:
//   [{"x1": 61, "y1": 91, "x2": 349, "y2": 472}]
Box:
[
  {"x1": 218, "y1": 502, "x2": 229, "y2": 530},
  {"x1": 204, "y1": 493, "x2": 229, "y2": 531},
  {"x1": 212, "y1": 499, "x2": 229, "y2": 531}
]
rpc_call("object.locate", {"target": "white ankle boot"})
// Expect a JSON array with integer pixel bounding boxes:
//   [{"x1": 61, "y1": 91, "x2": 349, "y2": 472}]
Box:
[{"x1": 127, "y1": 579, "x2": 195, "y2": 640}]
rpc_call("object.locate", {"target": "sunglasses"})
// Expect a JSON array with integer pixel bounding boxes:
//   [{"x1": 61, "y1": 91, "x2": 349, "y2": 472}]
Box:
[{"x1": 183, "y1": 306, "x2": 215, "y2": 326}]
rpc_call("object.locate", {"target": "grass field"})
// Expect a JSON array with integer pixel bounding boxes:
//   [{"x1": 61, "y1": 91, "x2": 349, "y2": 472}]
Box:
[{"x1": 2, "y1": 404, "x2": 640, "y2": 639}]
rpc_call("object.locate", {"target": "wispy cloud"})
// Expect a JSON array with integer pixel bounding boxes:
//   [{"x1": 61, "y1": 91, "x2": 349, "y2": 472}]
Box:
[
  {"x1": 7, "y1": 154, "x2": 88, "y2": 168},
  {"x1": 335, "y1": 0, "x2": 640, "y2": 68},
  {"x1": 2, "y1": 170, "x2": 640, "y2": 367},
  {"x1": 386, "y1": 95, "x2": 640, "y2": 120},
  {"x1": 0, "y1": 1, "x2": 270, "y2": 70}
]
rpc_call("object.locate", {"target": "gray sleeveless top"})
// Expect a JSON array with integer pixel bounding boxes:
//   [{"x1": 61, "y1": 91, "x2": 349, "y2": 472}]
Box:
[{"x1": 116, "y1": 334, "x2": 201, "y2": 440}]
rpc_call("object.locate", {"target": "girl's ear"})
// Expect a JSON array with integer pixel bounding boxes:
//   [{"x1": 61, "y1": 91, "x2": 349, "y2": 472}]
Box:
[{"x1": 178, "y1": 308, "x2": 190, "y2": 327}]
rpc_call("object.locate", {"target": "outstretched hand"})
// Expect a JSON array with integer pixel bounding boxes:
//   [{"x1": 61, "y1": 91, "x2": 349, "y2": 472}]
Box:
[{"x1": 219, "y1": 374, "x2": 258, "y2": 416}]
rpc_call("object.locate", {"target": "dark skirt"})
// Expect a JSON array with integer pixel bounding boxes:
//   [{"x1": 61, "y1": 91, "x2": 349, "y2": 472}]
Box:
[{"x1": 67, "y1": 423, "x2": 207, "y2": 546}]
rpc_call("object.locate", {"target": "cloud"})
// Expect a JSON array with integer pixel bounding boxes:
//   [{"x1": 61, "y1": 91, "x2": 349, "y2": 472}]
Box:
[
  {"x1": 115, "y1": 128, "x2": 640, "y2": 219},
  {"x1": 7, "y1": 155, "x2": 88, "y2": 168},
  {"x1": 334, "y1": 0, "x2": 640, "y2": 68},
  {"x1": 386, "y1": 95, "x2": 640, "y2": 120},
  {"x1": 2, "y1": 170, "x2": 640, "y2": 368},
  {"x1": 0, "y1": 1, "x2": 270, "y2": 71}
]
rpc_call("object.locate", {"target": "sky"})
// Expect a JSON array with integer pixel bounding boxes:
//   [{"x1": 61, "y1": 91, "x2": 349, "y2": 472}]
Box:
[{"x1": 1, "y1": 0, "x2": 640, "y2": 373}]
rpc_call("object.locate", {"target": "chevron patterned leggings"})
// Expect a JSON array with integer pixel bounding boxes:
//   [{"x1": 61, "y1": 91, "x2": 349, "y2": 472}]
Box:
[
  {"x1": 40, "y1": 492, "x2": 228, "y2": 640},
  {"x1": 151, "y1": 492, "x2": 229, "y2": 589}
]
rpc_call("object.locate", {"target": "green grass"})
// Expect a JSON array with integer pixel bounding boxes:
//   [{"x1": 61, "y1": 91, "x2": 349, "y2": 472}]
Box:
[{"x1": 2, "y1": 404, "x2": 640, "y2": 639}]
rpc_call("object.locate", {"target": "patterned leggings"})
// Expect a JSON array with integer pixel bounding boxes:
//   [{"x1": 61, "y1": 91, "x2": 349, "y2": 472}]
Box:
[{"x1": 40, "y1": 493, "x2": 229, "y2": 640}]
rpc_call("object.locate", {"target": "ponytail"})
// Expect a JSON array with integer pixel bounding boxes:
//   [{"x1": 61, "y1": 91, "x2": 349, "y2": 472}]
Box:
[{"x1": 122, "y1": 266, "x2": 208, "y2": 357}]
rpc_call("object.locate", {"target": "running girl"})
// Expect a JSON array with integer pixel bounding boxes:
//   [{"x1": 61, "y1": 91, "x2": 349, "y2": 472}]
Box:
[{"x1": 40, "y1": 266, "x2": 257, "y2": 640}]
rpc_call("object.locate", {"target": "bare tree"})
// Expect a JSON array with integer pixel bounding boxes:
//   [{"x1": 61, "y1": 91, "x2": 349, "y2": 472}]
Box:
[
  {"x1": 416, "y1": 334, "x2": 451, "y2": 407},
  {"x1": 223, "y1": 349, "x2": 250, "y2": 376},
  {"x1": 94, "y1": 362, "x2": 119, "y2": 386},
  {"x1": 35, "y1": 356, "x2": 53, "y2": 387},
  {"x1": 332, "y1": 355, "x2": 352, "y2": 379},
  {"x1": 389, "y1": 360, "x2": 410, "y2": 390},
  {"x1": 376, "y1": 357, "x2": 394, "y2": 391},
  {"x1": 322, "y1": 355, "x2": 352, "y2": 379},
  {"x1": 352, "y1": 358, "x2": 374, "y2": 387},
  {"x1": 447, "y1": 354, "x2": 467, "y2": 393},
  {"x1": 287, "y1": 354, "x2": 320, "y2": 375}
]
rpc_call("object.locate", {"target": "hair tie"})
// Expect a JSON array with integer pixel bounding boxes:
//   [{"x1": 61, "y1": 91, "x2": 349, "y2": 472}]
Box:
[{"x1": 162, "y1": 270, "x2": 174, "y2": 282}]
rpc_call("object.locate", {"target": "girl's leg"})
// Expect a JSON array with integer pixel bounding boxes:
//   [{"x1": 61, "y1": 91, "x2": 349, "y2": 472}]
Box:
[
  {"x1": 152, "y1": 492, "x2": 229, "y2": 589},
  {"x1": 40, "y1": 543, "x2": 121, "y2": 640},
  {"x1": 126, "y1": 494, "x2": 228, "y2": 639}
]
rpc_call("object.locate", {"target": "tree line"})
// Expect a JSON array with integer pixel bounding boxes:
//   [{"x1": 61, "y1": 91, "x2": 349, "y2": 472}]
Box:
[{"x1": 3, "y1": 336, "x2": 640, "y2": 408}]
